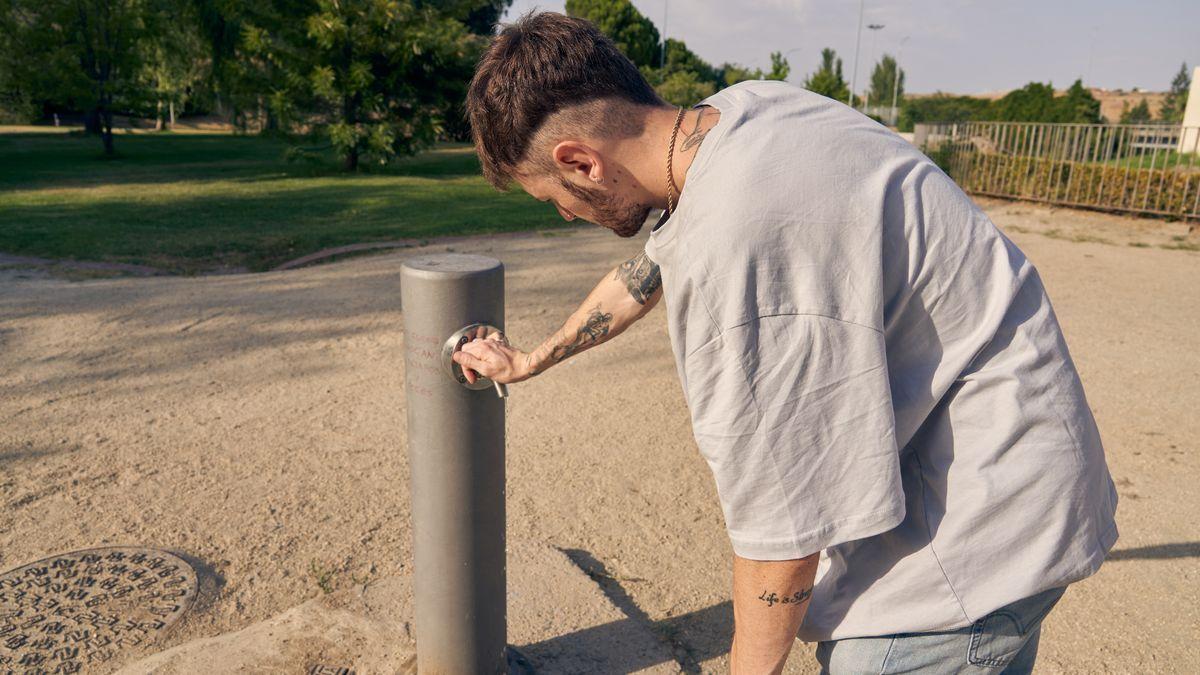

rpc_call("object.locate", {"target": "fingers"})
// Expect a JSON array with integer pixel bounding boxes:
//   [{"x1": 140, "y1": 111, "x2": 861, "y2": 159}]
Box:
[
  {"x1": 452, "y1": 349, "x2": 488, "y2": 384},
  {"x1": 451, "y1": 337, "x2": 518, "y2": 385}
]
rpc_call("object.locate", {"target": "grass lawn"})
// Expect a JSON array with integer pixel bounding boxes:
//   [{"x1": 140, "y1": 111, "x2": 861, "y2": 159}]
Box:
[
  {"x1": 1102, "y1": 150, "x2": 1200, "y2": 171},
  {"x1": 0, "y1": 129, "x2": 565, "y2": 273}
]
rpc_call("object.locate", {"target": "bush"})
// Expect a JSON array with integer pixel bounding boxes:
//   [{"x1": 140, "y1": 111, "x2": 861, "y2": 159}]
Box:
[{"x1": 943, "y1": 145, "x2": 1200, "y2": 216}]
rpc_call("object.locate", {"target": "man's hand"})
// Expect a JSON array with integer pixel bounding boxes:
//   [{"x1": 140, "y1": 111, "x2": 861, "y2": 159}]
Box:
[
  {"x1": 731, "y1": 552, "x2": 819, "y2": 675},
  {"x1": 452, "y1": 333, "x2": 533, "y2": 385}
]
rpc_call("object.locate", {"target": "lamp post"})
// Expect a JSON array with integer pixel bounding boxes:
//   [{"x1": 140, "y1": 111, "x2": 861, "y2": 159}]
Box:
[
  {"x1": 847, "y1": 0, "x2": 865, "y2": 107},
  {"x1": 863, "y1": 23, "x2": 885, "y2": 112}
]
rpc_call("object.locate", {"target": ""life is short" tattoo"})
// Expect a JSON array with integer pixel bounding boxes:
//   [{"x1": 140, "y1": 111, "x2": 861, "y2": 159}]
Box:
[{"x1": 757, "y1": 587, "x2": 812, "y2": 608}]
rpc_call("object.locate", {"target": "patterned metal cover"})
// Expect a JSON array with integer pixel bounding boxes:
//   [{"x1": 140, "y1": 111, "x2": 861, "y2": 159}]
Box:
[{"x1": 0, "y1": 547, "x2": 198, "y2": 673}]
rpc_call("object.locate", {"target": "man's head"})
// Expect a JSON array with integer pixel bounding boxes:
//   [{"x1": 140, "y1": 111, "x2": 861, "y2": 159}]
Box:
[{"x1": 467, "y1": 12, "x2": 666, "y2": 237}]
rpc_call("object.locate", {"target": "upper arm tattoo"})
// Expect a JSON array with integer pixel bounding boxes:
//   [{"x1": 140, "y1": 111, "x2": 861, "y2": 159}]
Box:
[{"x1": 614, "y1": 252, "x2": 662, "y2": 305}]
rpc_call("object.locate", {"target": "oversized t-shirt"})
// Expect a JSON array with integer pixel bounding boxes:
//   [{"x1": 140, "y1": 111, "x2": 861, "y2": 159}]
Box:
[{"x1": 643, "y1": 81, "x2": 1118, "y2": 641}]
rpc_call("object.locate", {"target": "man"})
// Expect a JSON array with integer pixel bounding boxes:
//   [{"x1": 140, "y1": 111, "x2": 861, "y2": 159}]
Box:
[{"x1": 453, "y1": 12, "x2": 1118, "y2": 674}]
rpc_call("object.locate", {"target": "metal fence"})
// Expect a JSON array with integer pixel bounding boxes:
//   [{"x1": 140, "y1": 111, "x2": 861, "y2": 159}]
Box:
[{"x1": 914, "y1": 121, "x2": 1200, "y2": 221}]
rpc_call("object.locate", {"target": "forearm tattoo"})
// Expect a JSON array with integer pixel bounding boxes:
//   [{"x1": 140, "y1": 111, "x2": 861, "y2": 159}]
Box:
[
  {"x1": 614, "y1": 252, "x2": 662, "y2": 305},
  {"x1": 551, "y1": 305, "x2": 613, "y2": 362},
  {"x1": 757, "y1": 587, "x2": 812, "y2": 608},
  {"x1": 679, "y1": 106, "x2": 710, "y2": 152}
]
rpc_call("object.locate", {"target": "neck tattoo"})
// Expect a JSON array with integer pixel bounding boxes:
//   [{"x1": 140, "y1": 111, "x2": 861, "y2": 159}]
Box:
[
  {"x1": 666, "y1": 106, "x2": 685, "y2": 215},
  {"x1": 679, "y1": 107, "x2": 709, "y2": 152}
]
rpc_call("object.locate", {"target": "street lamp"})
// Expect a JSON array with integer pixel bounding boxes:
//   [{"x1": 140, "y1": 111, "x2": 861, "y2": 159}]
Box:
[
  {"x1": 863, "y1": 23, "x2": 885, "y2": 111},
  {"x1": 847, "y1": 0, "x2": 865, "y2": 107}
]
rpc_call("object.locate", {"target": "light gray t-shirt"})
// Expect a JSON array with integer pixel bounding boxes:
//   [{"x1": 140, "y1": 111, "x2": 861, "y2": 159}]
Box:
[{"x1": 644, "y1": 81, "x2": 1118, "y2": 641}]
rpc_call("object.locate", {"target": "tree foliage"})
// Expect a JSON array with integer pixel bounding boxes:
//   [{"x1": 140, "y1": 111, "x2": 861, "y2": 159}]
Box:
[
  {"x1": 0, "y1": 0, "x2": 498, "y2": 165},
  {"x1": 654, "y1": 69, "x2": 715, "y2": 107},
  {"x1": 1119, "y1": 98, "x2": 1153, "y2": 124},
  {"x1": 803, "y1": 48, "x2": 849, "y2": 103},
  {"x1": 993, "y1": 80, "x2": 1101, "y2": 123},
  {"x1": 1, "y1": 0, "x2": 161, "y2": 154},
  {"x1": 461, "y1": 0, "x2": 513, "y2": 35},
  {"x1": 659, "y1": 38, "x2": 717, "y2": 84},
  {"x1": 568, "y1": 1, "x2": 785, "y2": 106},
  {"x1": 767, "y1": 51, "x2": 790, "y2": 82},
  {"x1": 1057, "y1": 79, "x2": 1102, "y2": 124},
  {"x1": 867, "y1": 54, "x2": 903, "y2": 109},
  {"x1": 899, "y1": 93, "x2": 992, "y2": 130},
  {"x1": 899, "y1": 80, "x2": 1104, "y2": 131},
  {"x1": 282, "y1": 0, "x2": 484, "y2": 169},
  {"x1": 143, "y1": 1, "x2": 208, "y2": 130},
  {"x1": 564, "y1": 0, "x2": 659, "y2": 68},
  {"x1": 1158, "y1": 62, "x2": 1190, "y2": 124}
]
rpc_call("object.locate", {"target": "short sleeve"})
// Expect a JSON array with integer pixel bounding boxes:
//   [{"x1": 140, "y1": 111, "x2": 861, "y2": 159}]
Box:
[{"x1": 684, "y1": 314, "x2": 905, "y2": 560}]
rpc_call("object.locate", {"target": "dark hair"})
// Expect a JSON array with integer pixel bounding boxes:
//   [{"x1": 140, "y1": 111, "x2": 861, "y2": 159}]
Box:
[{"x1": 466, "y1": 12, "x2": 663, "y2": 189}]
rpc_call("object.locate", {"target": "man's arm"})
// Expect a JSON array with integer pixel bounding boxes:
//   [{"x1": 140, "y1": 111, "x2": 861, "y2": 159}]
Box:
[
  {"x1": 452, "y1": 251, "x2": 662, "y2": 384},
  {"x1": 730, "y1": 552, "x2": 819, "y2": 675}
]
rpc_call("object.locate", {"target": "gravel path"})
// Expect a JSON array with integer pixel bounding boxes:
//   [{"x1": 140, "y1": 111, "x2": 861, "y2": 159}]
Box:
[{"x1": 0, "y1": 202, "x2": 1196, "y2": 673}]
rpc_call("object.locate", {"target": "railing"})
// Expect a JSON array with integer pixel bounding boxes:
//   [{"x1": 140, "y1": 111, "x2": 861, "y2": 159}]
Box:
[{"x1": 914, "y1": 121, "x2": 1200, "y2": 221}]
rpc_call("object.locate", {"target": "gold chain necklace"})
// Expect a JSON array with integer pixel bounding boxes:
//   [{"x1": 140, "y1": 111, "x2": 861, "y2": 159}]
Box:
[{"x1": 666, "y1": 106, "x2": 685, "y2": 214}]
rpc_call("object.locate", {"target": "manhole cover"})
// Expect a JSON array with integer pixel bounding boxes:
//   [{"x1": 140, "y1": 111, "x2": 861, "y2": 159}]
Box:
[{"x1": 0, "y1": 547, "x2": 198, "y2": 673}]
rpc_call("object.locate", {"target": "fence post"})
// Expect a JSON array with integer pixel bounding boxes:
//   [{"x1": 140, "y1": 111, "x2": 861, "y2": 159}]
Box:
[{"x1": 401, "y1": 254, "x2": 510, "y2": 674}]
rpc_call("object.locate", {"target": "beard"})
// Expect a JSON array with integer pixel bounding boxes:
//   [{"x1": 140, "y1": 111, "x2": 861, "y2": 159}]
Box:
[{"x1": 557, "y1": 177, "x2": 652, "y2": 238}]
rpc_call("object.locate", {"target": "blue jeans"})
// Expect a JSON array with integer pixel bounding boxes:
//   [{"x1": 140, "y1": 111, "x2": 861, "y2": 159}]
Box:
[{"x1": 815, "y1": 586, "x2": 1067, "y2": 674}]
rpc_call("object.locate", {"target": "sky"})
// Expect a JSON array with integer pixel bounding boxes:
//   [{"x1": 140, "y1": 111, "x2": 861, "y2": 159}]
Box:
[{"x1": 503, "y1": 0, "x2": 1200, "y2": 95}]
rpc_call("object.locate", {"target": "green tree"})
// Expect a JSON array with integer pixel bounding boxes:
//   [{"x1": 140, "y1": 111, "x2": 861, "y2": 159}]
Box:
[
  {"x1": 1, "y1": 0, "x2": 160, "y2": 154},
  {"x1": 1058, "y1": 79, "x2": 1102, "y2": 124},
  {"x1": 993, "y1": 80, "x2": 1102, "y2": 123},
  {"x1": 898, "y1": 93, "x2": 992, "y2": 131},
  {"x1": 1119, "y1": 98, "x2": 1153, "y2": 124},
  {"x1": 660, "y1": 38, "x2": 718, "y2": 85},
  {"x1": 655, "y1": 69, "x2": 715, "y2": 107},
  {"x1": 867, "y1": 54, "x2": 903, "y2": 109},
  {"x1": 766, "y1": 51, "x2": 790, "y2": 81},
  {"x1": 0, "y1": 8, "x2": 38, "y2": 122},
  {"x1": 227, "y1": 0, "x2": 316, "y2": 133},
  {"x1": 993, "y1": 82, "x2": 1058, "y2": 122},
  {"x1": 1158, "y1": 62, "x2": 1190, "y2": 124},
  {"x1": 308, "y1": 0, "x2": 483, "y2": 170},
  {"x1": 461, "y1": 0, "x2": 513, "y2": 35},
  {"x1": 803, "y1": 48, "x2": 849, "y2": 103},
  {"x1": 249, "y1": 0, "x2": 483, "y2": 170},
  {"x1": 143, "y1": 1, "x2": 209, "y2": 130},
  {"x1": 719, "y1": 62, "x2": 764, "y2": 87},
  {"x1": 564, "y1": 0, "x2": 660, "y2": 68}
]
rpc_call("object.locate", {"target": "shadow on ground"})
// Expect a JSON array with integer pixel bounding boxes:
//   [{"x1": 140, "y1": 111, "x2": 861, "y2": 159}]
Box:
[{"x1": 1106, "y1": 542, "x2": 1200, "y2": 561}]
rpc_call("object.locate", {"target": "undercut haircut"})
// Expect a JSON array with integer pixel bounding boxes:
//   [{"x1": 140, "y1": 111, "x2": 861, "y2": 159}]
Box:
[{"x1": 467, "y1": 11, "x2": 664, "y2": 190}]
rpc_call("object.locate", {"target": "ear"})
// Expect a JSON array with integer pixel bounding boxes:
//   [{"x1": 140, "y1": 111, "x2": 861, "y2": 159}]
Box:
[{"x1": 552, "y1": 141, "x2": 605, "y2": 185}]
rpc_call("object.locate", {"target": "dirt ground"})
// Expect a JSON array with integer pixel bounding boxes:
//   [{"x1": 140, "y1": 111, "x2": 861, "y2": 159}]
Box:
[{"x1": 1, "y1": 199, "x2": 1197, "y2": 673}]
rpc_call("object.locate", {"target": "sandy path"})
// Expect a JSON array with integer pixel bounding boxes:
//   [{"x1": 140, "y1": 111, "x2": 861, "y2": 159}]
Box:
[{"x1": 1, "y1": 202, "x2": 1196, "y2": 673}]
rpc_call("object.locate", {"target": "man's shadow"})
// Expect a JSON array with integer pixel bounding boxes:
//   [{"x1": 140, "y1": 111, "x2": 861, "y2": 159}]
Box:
[{"x1": 519, "y1": 549, "x2": 731, "y2": 673}]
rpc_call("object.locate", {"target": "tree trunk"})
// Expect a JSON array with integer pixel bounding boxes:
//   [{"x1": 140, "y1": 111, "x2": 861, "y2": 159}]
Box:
[
  {"x1": 85, "y1": 109, "x2": 102, "y2": 134},
  {"x1": 342, "y1": 92, "x2": 359, "y2": 171},
  {"x1": 169, "y1": 100, "x2": 176, "y2": 129},
  {"x1": 155, "y1": 100, "x2": 164, "y2": 131}
]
